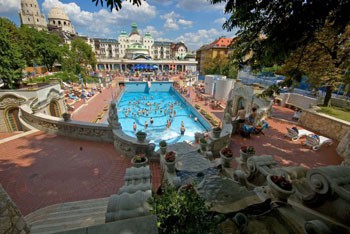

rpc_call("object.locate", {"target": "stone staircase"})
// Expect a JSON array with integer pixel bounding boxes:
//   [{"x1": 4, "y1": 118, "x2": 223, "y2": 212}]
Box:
[{"x1": 25, "y1": 197, "x2": 109, "y2": 234}]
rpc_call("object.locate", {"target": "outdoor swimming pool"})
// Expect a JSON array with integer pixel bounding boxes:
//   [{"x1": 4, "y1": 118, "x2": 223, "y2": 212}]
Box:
[{"x1": 116, "y1": 82, "x2": 209, "y2": 146}]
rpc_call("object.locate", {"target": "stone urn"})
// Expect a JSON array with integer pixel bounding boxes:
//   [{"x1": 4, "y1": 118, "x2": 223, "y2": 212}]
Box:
[
  {"x1": 220, "y1": 147, "x2": 233, "y2": 168},
  {"x1": 164, "y1": 151, "x2": 177, "y2": 173},
  {"x1": 199, "y1": 138, "x2": 207, "y2": 152},
  {"x1": 131, "y1": 155, "x2": 148, "y2": 168},
  {"x1": 136, "y1": 131, "x2": 147, "y2": 142},
  {"x1": 159, "y1": 140, "x2": 167, "y2": 155},
  {"x1": 240, "y1": 146, "x2": 255, "y2": 162},
  {"x1": 62, "y1": 112, "x2": 71, "y2": 122},
  {"x1": 267, "y1": 174, "x2": 295, "y2": 201},
  {"x1": 212, "y1": 126, "x2": 222, "y2": 139}
]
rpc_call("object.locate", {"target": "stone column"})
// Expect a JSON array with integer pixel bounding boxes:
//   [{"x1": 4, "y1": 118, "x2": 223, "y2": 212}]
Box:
[{"x1": 104, "y1": 64, "x2": 107, "y2": 70}]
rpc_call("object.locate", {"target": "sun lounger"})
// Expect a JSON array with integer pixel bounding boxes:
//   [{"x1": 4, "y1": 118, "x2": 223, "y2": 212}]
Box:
[
  {"x1": 285, "y1": 127, "x2": 314, "y2": 141},
  {"x1": 304, "y1": 134, "x2": 333, "y2": 150}
]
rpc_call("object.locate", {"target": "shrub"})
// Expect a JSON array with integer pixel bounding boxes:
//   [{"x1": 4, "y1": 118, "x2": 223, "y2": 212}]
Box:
[
  {"x1": 241, "y1": 146, "x2": 255, "y2": 154},
  {"x1": 149, "y1": 184, "x2": 215, "y2": 234},
  {"x1": 165, "y1": 151, "x2": 176, "y2": 162},
  {"x1": 200, "y1": 138, "x2": 207, "y2": 144},
  {"x1": 270, "y1": 175, "x2": 293, "y2": 191},
  {"x1": 220, "y1": 147, "x2": 233, "y2": 157}
]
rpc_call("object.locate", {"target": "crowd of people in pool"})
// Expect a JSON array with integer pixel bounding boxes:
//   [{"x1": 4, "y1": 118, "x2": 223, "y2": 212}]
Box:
[{"x1": 120, "y1": 95, "x2": 199, "y2": 135}]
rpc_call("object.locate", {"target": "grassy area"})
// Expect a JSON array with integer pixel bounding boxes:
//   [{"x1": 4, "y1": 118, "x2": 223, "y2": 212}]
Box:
[{"x1": 317, "y1": 106, "x2": 350, "y2": 122}]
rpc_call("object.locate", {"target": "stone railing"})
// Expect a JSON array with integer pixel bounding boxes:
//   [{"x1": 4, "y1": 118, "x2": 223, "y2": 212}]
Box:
[
  {"x1": 299, "y1": 109, "x2": 350, "y2": 141},
  {"x1": 112, "y1": 129, "x2": 158, "y2": 158},
  {"x1": 20, "y1": 105, "x2": 114, "y2": 143}
]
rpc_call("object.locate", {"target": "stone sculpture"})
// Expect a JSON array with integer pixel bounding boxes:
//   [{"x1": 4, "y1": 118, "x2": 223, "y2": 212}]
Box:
[
  {"x1": 108, "y1": 102, "x2": 121, "y2": 129},
  {"x1": 223, "y1": 100, "x2": 234, "y2": 124}
]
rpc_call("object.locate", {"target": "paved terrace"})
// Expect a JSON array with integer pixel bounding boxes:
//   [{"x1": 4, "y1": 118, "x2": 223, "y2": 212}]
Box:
[{"x1": 0, "y1": 77, "x2": 342, "y2": 216}]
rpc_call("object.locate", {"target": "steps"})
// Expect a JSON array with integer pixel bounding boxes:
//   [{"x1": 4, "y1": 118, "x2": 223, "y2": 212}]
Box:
[{"x1": 25, "y1": 197, "x2": 109, "y2": 234}]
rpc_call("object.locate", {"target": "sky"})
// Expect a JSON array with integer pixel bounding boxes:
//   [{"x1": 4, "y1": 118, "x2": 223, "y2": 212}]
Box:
[{"x1": 0, "y1": 0, "x2": 237, "y2": 51}]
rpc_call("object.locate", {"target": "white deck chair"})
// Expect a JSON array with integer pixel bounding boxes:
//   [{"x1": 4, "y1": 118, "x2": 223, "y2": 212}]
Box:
[
  {"x1": 285, "y1": 128, "x2": 314, "y2": 141},
  {"x1": 304, "y1": 135, "x2": 333, "y2": 150}
]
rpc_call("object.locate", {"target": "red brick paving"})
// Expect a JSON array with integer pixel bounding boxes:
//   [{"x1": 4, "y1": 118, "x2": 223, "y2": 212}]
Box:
[
  {"x1": 229, "y1": 118, "x2": 342, "y2": 169},
  {"x1": 0, "y1": 131, "x2": 132, "y2": 215},
  {"x1": 0, "y1": 77, "x2": 342, "y2": 216}
]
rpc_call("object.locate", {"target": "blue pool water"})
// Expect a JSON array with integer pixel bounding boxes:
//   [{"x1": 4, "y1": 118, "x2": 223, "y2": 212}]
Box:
[{"x1": 117, "y1": 89, "x2": 208, "y2": 146}]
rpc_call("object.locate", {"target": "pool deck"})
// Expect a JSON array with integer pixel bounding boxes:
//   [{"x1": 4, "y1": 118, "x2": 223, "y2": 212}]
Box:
[{"x1": 0, "y1": 77, "x2": 343, "y2": 216}]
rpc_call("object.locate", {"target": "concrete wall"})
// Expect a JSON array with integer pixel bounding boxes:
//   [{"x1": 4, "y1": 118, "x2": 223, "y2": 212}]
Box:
[
  {"x1": 124, "y1": 82, "x2": 172, "y2": 93},
  {"x1": 204, "y1": 75, "x2": 214, "y2": 95},
  {"x1": 0, "y1": 185, "x2": 29, "y2": 234},
  {"x1": 299, "y1": 109, "x2": 350, "y2": 141},
  {"x1": 215, "y1": 79, "x2": 235, "y2": 101},
  {"x1": 277, "y1": 93, "x2": 321, "y2": 109},
  {"x1": 331, "y1": 98, "x2": 350, "y2": 109}
]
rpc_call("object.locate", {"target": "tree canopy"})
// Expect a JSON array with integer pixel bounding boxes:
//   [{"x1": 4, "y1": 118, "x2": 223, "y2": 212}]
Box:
[
  {"x1": 210, "y1": 0, "x2": 350, "y2": 68},
  {"x1": 92, "y1": 0, "x2": 143, "y2": 11},
  {"x1": 0, "y1": 18, "x2": 26, "y2": 88}
]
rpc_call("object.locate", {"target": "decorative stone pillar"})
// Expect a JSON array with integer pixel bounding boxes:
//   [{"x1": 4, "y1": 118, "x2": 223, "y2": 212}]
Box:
[{"x1": 108, "y1": 102, "x2": 121, "y2": 129}]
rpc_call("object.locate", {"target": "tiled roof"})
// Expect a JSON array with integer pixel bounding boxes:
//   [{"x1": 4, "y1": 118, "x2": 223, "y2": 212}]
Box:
[{"x1": 198, "y1": 37, "x2": 236, "y2": 51}]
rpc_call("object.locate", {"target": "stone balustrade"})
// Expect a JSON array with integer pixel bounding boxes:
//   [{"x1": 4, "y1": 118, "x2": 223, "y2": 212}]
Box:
[{"x1": 20, "y1": 105, "x2": 114, "y2": 142}]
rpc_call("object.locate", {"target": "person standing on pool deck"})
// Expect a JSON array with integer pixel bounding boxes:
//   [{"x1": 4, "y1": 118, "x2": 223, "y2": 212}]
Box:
[{"x1": 133, "y1": 122, "x2": 137, "y2": 132}]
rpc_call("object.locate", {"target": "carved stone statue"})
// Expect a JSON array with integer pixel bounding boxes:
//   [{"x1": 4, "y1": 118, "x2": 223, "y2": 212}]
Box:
[
  {"x1": 108, "y1": 102, "x2": 121, "y2": 129},
  {"x1": 223, "y1": 100, "x2": 234, "y2": 124}
]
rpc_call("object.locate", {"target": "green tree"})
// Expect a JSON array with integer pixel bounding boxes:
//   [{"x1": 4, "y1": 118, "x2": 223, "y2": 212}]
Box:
[
  {"x1": 204, "y1": 52, "x2": 238, "y2": 78},
  {"x1": 210, "y1": 0, "x2": 350, "y2": 68},
  {"x1": 61, "y1": 38, "x2": 96, "y2": 77},
  {"x1": 0, "y1": 18, "x2": 25, "y2": 89},
  {"x1": 282, "y1": 23, "x2": 350, "y2": 106},
  {"x1": 34, "y1": 31, "x2": 63, "y2": 72},
  {"x1": 71, "y1": 38, "x2": 97, "y2": 72}
]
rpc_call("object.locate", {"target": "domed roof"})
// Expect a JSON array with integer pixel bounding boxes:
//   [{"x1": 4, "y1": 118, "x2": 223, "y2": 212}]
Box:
[{"x1": 48, "y1": 7, "x2": 70, "y2": 21}]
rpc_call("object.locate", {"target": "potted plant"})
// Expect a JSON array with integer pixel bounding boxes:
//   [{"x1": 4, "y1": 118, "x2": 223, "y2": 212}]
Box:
[
  {"x1": 267, "y1": 175, "x2": 295, "y2": 201},
  {"x1": 136, "y1": 130, "x2": 147, "y2": 142},
  {"x1": 199, "y1": 138, "x2": 207, "y2": 152},
  {"x1": 159, "y1": 140, "x2": 167, "y2": 155},
  {"x1": 131, "y1": 153, "x2": 148, "y2": 168},
  {"x1": 164, "y1": 151, "x2": 176, "y2": 173},
  {"x1": 212, "y1": 125, "x2": 222, "y2": 138},
  {"x1": 61, "y1": 112, "x2": 71, "y2": 121},
  {"x1": 220, "y1": 147, "x2": 233, "y2": 168},
  {"x1": 240, "y1": 146, "x2": 255, "y2": 162}
]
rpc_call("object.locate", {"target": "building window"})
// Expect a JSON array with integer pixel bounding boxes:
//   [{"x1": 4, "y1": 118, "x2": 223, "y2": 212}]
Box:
[
  {"x1": 53, "y1": 20, "x2": 55, "y2": 24},
  {"x1": 28, "y1": 18, "x2": 30, "y2": 21},
  {"x1": 58, "y1": 21, "x2": 61, "y2": 25},
  {"x1": 30, "y1": 4, "x2": 32, "y2": 7},
  {"x1": 64, "y1": 21, "x2": 66, "y2": 25},
  {"x1": 37, "y1": 19, "x2": 39, "y2": 22}
]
